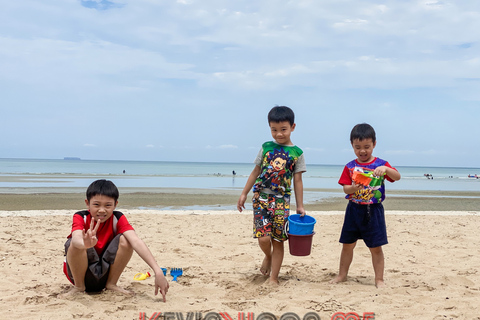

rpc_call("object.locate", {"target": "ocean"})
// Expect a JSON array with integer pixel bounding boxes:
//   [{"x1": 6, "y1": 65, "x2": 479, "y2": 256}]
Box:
[{"x1": 0, "y1": 158, "x2": 479, "y2": 193}]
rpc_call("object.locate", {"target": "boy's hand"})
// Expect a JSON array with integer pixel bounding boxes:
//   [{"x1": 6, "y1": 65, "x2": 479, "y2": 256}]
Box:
[
  {"x1": 343, "y1": 182, "x2": 363, "y2": 195},
  {"x1": 352, "y1": 182, "x2": 363, "y2": 191},
  {"x1": 374, "y1": 166, "x2": 387, "y2": 177},
  {"x1": 83, "y1": 218, "x2": 101, "y2": 249},
  {"x1": 237, "y1": 194, "x2": 247, "y2": 212},
  {"x1": 154, "y1": 273, "x2": 169, "y2": 302},
  {"x1": 296, "y1": 207, "x2": 306, "y2": 217}
]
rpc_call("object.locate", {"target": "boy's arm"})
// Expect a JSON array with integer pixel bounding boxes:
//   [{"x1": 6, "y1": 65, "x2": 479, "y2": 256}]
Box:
[
  {"x1": 122, "y1": 230, "x2": 169, "y2": 302},
  {"x1": 374, "y1": 166, "x2": 401, "y2": 181},
  {"x1": 293, "y1": 172, "x2": 306, "y2": 217},
  {"x1": 70, "y1": 218, "x2": 101, "y2": 249},
  {"x1": 237, "y1": 165, "x2": 261, "y2": 212}
]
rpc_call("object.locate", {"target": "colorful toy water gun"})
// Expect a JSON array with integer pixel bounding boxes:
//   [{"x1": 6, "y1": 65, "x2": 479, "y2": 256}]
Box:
[
  {"x1": 352, "y1": 170, "x2": 385, "y2": 187},
  {"x1": 133, "y1": 272, "x2": 151, "y2": 281}
]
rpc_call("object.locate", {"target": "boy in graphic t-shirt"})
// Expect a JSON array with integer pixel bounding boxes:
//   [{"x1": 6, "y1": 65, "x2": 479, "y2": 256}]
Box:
[
  {"x1": 237, "y1": 106, "x2": 306, "y2": 285},
  {"x1": 331, "y1": 123, "x2": 401, "y2": 288}
]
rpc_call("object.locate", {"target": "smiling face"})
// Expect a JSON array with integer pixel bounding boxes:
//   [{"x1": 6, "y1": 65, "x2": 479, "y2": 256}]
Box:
[
  {"x1": 269, "y1": 121, "x2": 295, "y2": 146},
  {"x1": 352, "y1": 138, "x2": 376, "y2": 163},
  {"x1": 85, "y1": 194, "x2": 117, "y2": 223}
]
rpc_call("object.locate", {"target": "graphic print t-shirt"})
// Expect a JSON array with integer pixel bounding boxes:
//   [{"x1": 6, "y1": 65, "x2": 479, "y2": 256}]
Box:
[
  {"x1": 253, "y1": 141, "x2": 306, "y2": 196},
  {"x1": 338, "y1": 157, "x2": 396, "y2": 205}
]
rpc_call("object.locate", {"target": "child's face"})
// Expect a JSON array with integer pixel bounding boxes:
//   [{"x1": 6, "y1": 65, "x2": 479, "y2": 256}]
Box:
[
  {"x1": 85, "y1": 194, "x2": 118, "y2": 223},
  {"x1": 271, "y1": 157, "x2": 287, "y2": 171},
  {"x1": 269, "y1": 121, "x2": 295, "y2": 145},
  {"x1": 352, "y1": 138, "x2": 376, "y2": 163}
]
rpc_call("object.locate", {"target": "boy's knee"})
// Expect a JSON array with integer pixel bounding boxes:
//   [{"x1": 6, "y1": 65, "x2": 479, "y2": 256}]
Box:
[
  {"x1": 66, "y1": 243, "x2": 86, "y2": 257},
  {"x1": 258, "y1": 236, "x2": 271, "y2": 245},
  {"x1": 343, "y1": 242, "x2": 357, "y2": 250},
  {"x1": 369, "y1": 246, "x2": 383, "y2": 254},
  {"x1": 118, "y1": 235, "x2": 133, "y2": 252}
]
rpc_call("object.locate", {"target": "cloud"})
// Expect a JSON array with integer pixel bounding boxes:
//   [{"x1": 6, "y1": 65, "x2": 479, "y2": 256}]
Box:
[
  {"x1": 421, "y1": 149, "x2": 440, "y2": 155},
  {"x1": 1, "y1": 1, "x2": 480, "y2": 166},
  {"x1": 80, "y1": 0, "x2": 124, "y2": 10},
  {"x1": 0, "y1": 37, "x2": 195, "y2": 93}
]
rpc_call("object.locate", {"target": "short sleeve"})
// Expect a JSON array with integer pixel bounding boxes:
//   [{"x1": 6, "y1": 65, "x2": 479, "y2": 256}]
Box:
[
  {"x1": 116, "y1": 214, "x2": 134, "y2": 234},
  {"x1": 253, "y1": 147, "x2": 264, "y2": 166},
  {"x1": 294, "y1": 153, "x2": 307, "y2": 174},
  {"x1": 338, "y1": 166, "x2": 352, "y2": 186},
  {"x1": 384, "y1": 161, "x2": 396, "y2": 182}
]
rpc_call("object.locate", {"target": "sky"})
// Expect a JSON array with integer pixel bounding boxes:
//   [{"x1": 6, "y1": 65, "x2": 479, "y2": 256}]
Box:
[{"x1": 1, "y1": 0, "x2": 479, "y2": 167}]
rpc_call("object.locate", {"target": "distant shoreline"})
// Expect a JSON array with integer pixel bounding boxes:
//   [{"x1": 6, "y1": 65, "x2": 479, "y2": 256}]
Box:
[{"x1": 0, "y1": 187, "x2": 479, "y2": 211}]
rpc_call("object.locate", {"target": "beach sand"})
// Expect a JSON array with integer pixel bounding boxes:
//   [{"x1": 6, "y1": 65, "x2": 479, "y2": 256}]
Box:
[{"x1": 1, "y1": 191, "x2": 480, "y2": 319}]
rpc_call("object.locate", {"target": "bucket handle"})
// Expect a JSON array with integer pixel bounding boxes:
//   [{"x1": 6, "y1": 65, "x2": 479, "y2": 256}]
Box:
[{"x1": 284, "y1": 219, "x2": 289, "y2": 239}]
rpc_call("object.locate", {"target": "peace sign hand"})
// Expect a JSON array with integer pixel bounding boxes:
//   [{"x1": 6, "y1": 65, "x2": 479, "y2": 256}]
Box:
[{"x1": 83, "y1": 218, "x2": 101, "y2": 249}]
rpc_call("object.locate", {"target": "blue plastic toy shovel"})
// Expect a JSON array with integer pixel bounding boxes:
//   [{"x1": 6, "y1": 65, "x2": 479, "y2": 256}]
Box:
[{"x1": 170, "y1": 268, "x2": 183, "y2": 281}]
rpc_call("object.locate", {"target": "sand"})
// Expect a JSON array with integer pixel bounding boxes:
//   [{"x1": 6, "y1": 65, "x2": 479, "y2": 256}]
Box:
[{"x1": 1, "y1": 191, "x2": 480, "y2": 319}]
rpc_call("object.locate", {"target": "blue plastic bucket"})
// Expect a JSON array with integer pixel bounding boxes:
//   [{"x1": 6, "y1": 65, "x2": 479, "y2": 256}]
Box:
[{"x1": 288, "y1": 214, "x2": 316, "y2": 235}]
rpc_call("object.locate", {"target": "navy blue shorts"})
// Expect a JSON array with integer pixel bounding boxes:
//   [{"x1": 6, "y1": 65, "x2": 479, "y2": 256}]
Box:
[{"x1": 339, "y1": 201, "x2": 388, "y2": 248}]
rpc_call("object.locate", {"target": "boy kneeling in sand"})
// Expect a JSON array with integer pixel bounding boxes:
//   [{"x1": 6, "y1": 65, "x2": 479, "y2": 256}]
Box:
[{"x1": 61, "y1": 179, "x2": 169, "y2": 301}]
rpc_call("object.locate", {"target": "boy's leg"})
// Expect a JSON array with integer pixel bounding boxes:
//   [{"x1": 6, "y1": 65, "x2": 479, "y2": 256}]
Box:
[
  {"x1": 258, "y1": 236, "x2": 272, "y2": 276},
  {"x1": 253, "y1": 192, "x2": 274, "y2": 276},
  {"x1": 269, "y1": 239, "x2": 284, "y2": 284},
  {"x1": 330, "y1": 242, "x2": 356, "y2": 283},
  {"x1": 63, "y1": 243, "x2": 89, "y2": 295},
  {"x1": 369, "y1": 246, "x2": 385, "y2": 288},
  {"x1": 105, "y1": 235, "x2": 134, "y2": 294},
  {"x1": 268, "y1": 195, "x2": 289, "y2": 284}
]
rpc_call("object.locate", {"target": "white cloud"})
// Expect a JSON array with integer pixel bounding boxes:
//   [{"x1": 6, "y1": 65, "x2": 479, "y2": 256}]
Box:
[{"x1": 1, "y1": 0, "x2": 480, "y2": 166}]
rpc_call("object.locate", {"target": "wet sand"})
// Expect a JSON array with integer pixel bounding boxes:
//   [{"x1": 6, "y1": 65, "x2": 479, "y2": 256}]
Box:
[{"x1": 0, "y1": 187, "x2": 479, "y2": 211}]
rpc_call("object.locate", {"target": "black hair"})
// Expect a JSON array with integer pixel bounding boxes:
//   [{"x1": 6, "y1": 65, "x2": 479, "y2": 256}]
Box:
[
  {"x1": 350, "y1": 123, "x2": 376, "y2": 143},
  {"x1": 86, "y1": 179, "x2": 119, "y2": 202},
  {"x1": 268, "y1": 106, "x2": 295, "y2": 126}
]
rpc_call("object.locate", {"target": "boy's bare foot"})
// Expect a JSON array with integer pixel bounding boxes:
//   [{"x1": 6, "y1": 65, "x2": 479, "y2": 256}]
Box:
[
  {"x1": 268, "y1": 278, "x2": 280, "y2": 285},
  {"x1": 260, "y1": 256, "x2": 272, "y2": 276},
  {"x1": 58, "y1": 285, "x2": 85, "y2": 298},
  {"x1": 106, "y1": 284, "x2": 134, "y2": 295},
  {"x1": 375, "y1": 280, "x2": 386, "y2": 288},
  {"x1": 329, "y1": 275, "x2": 347, "y2": 284}
]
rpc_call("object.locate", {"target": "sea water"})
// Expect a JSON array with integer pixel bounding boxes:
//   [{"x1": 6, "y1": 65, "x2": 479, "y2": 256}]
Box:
[{"x1": 0, "y1": 158, "x2": 479, "y2": 192}]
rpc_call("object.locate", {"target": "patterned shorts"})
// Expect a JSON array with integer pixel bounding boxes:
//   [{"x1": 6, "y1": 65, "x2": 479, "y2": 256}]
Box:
[{"x1": 252, "y1": 192, "x2": 290, "y2": 242}]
